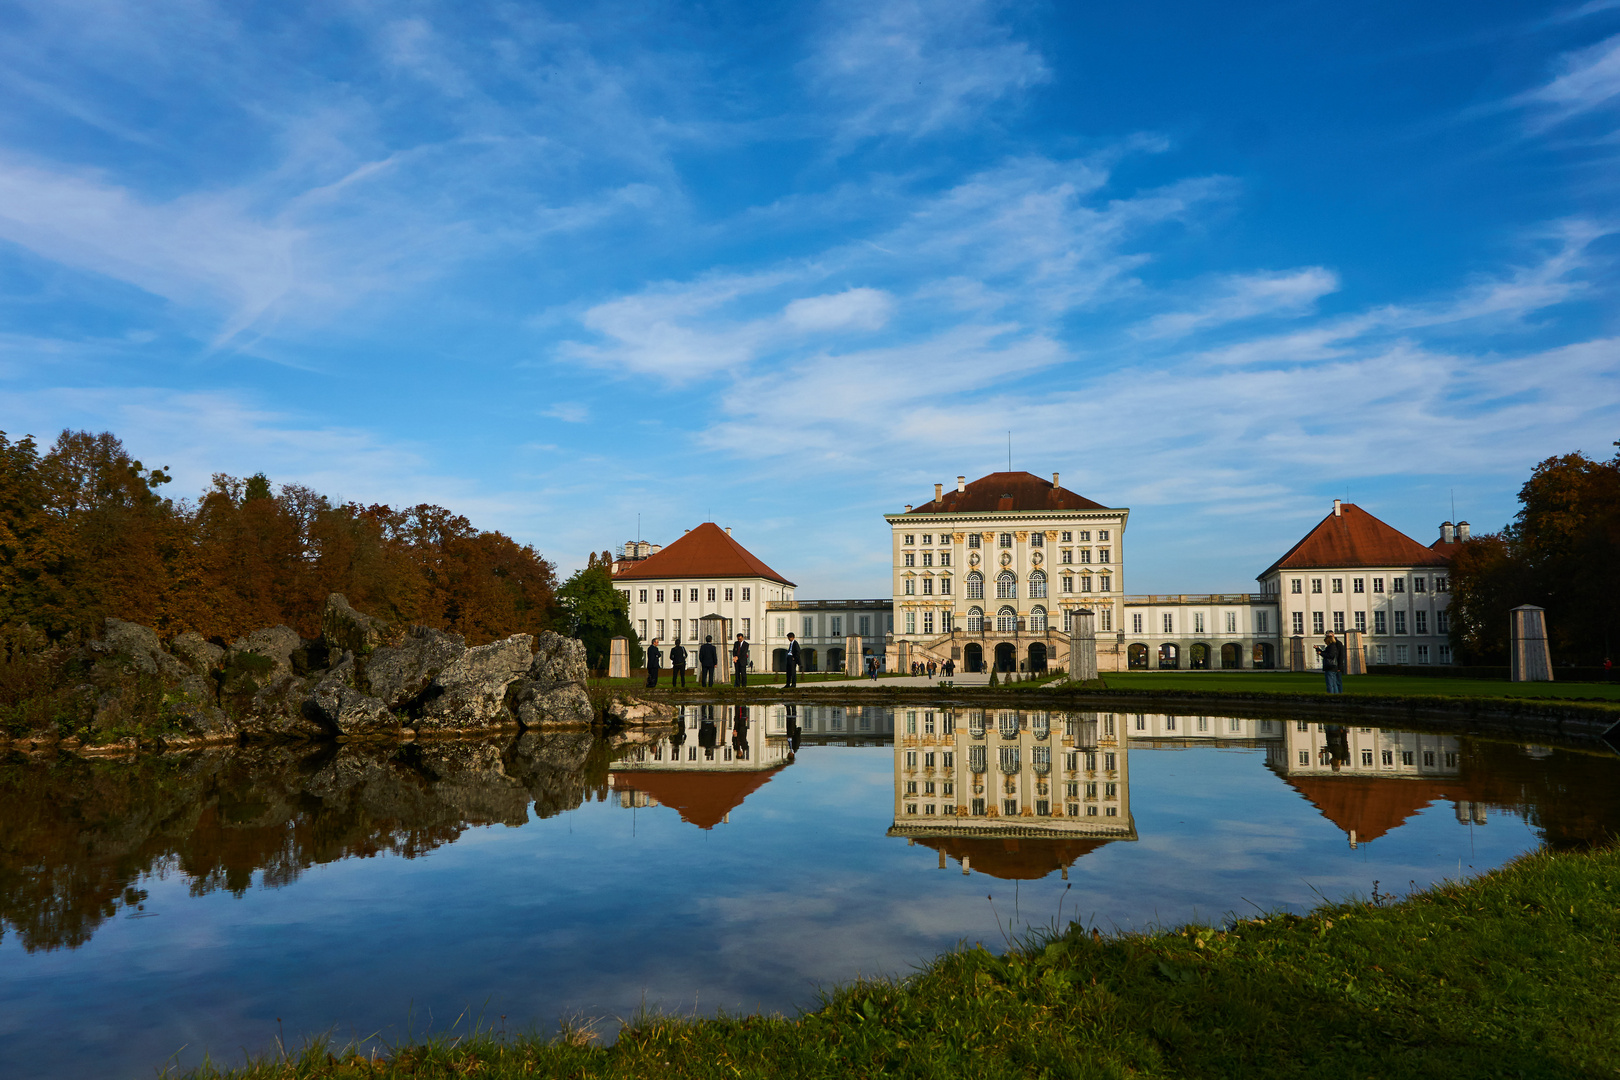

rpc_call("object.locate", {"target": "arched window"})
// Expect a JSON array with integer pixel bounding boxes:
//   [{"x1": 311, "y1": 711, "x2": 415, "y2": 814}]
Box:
[
  {"x1": 967, "y1": 606, "x2": 984, "y2": 632},
  {"x1": 1029, "y1": 570, "x2": 1047, "y2": 598},
  {"x1": 996, "y1": 571, "x2": 1017, "y2": 599},
  {"x1": 997, "y1": 606, "x2": 1018, "y2": 633},
  {"x1": 966, "y1": 571, "x2": 984, "y2": 600},
  {"x1": 1030, "y1": 605, "x2": 1047, "y2": 632}
]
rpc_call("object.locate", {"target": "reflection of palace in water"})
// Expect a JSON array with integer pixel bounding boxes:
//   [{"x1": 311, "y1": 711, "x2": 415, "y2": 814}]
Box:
[
  {"x1": 888, "y1": 709, "x2": 1137, "y2": 880},
  {"x1": 607, "y1": 705, "x2": 794, "y2": 829},
  {"x1": 1264, "y1": 721, "x2": 1485, "y2": 847}
]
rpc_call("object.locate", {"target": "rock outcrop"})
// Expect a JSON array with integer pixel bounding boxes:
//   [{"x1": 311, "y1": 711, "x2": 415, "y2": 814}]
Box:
[
  {"x1": 605, "y1": 695, "x2": 678, "y2": 725},
  {"x1": 507, "y1": 632, "x2": 595, "y2": 727},
  {"x1": 322, "y1": 594, "x2": 386, "y2": 656},
  {"x1": 1, "y1": 597, "x2": 595, "y2": 750}
]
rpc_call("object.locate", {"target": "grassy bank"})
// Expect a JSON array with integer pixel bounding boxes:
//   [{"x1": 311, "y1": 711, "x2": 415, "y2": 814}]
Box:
[{"x1": 185, "y1": 846, "x2": 1620, "y2": 1079}]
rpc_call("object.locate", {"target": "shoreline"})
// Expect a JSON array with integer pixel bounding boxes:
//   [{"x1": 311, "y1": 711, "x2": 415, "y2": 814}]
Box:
[{"x1": 179, "y1": 845, "x2": 1620, "y2": 1079}]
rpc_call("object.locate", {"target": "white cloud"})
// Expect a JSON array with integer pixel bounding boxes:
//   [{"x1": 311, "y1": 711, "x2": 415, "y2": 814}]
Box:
[
  {"x1": 782, "y1": 288, "x2": 894, "y2": 331},
  {"x1": 1515, "y1": 32, "x2": 1620, "y2": 128},
  {"x1": 1134, "y1": 268, "x2": 1339, "y2": 340},
  {"x1": 806, "y1": 0, "x2": 1049, "y2": 141},
  {"x1": 541, "y1": 402, "x2": 591, "y2": 423}
]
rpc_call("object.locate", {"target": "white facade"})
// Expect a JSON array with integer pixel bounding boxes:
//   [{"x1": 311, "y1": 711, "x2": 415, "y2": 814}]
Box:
[
  {"x1": 763, "y1": 599, "x2": 892, "y2": 672},
  {"x1": 619, "y1": 575, "x2": 792, "y2": 648},
  {"x1": 1120, "y1": 594, "x2": 1283, "y2": 669},
  {"x1": 1261, "y1": 565, "x2": 1454, "y2": 667}
]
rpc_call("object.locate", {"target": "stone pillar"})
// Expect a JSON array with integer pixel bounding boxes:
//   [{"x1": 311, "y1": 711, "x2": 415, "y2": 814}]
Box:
[
  {"x1": 1345, "y1": 630, "x2": 1366, "y2": 675},
  {"x1": 845, "y1": 635, "x2": 863, "y2": 677},
  {"x1": 1070, "y1": 609, "x2": 1098, "y2": 682},
  {"x1": 1289, "y1": 635, "x2": 1306, "y2": 672},
  {"x1": 896, "y1": 639, "x2": 913, "y2": 674},
  {"x1": 609, "y1": 637, "x2": 629, "y2": 679},
  {"x1": 1510, "y1": 605, "x2": 1554, "y2": 682}
]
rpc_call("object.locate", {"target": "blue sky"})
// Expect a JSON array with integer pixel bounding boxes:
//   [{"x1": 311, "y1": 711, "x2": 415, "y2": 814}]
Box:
[{"x1": 1, "y1": 0, "x2": 1617, "y2": 597}]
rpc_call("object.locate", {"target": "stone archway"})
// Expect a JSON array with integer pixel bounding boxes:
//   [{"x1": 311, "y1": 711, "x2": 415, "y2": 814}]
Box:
[
  {"x1": 1128, "y1": 643, "x2": 1149, "y2": 669},
  {"x1": 1028, "y1": 642, "x2": 1048, "y2": 672},
  {"x1": 964, "y1": 642, "x2": 983, "y2": 673},
  {"x1": 1158, "y1": 643, "x2": 1180, "y2": 669},
  {"x1": 772, "y1": 648, "x2": 789, "y2": 672},
  {"x1": 827, "y1": 647, "x2": 844, "y2": 672},
  {"x1": 1253, "y1": 642, "x2": 1275, "y2": 669},
  {"x1": 1221, "y1": 643, "x2": 1242, "y2": 669},
  {"x1": 994, "y1": 642, "x2": 1016, "y2": 672},
  {"x1": 803, "y1": 648, "x2": 819, "y2": 672},
  {"x1": 1189, "y1": 642, "x2": 1211, "y2": 670}
]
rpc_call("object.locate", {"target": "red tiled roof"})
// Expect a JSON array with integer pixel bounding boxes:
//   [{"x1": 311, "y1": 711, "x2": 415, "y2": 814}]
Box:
[
  {"x1": 1261, "y1": 504, "x2": 1451, "y2": 576},
  {"x1": 913, "y1": 834, "x2": 1116, "y2": 880},
  {"x1": 610, "y1": 767, "x2": 784, "y2": 830},
  {"x1": 614, "y1": 522, "x2": 795, "y2": 586},
  {"x1": 902, "y1": 472, "x2": 1110, "y2": 515},
  {"x1": 1284, "y1": 775, "x2": 1455, "y2": 843}
]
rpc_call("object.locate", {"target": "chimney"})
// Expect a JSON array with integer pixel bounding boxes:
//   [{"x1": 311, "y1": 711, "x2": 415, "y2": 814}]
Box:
[
  {"x1": 1333, "y1": 498, "x2": 1342, "y2": 517},
  {"x1": 1440, "y1": 521, "x2": 1454, "y2": 544},
  {"x1": 1457, "y1": 521, "x2": 1470, "y2": 542},
  {"x1": 650, "y1": 544, "x2": 662, "y2": 554},
  {"x1": 1052, "y1": 472, "x2": 1060, "y2": 487},
  {"x1": 904, "y1": 504, "x2": 912, "y2": 512},
  {"x1": 935, "y1": 483, "x2": 943, "y2": 502},
  {"x1": 724, "y1": 527, "x2": 732, "y2": 537},
  {"x1": 684, "y1": 528, "x2": 690, "y2": 535},
  {"x1": 957, "y1": 475, "x2": 965, "y2": 492}
]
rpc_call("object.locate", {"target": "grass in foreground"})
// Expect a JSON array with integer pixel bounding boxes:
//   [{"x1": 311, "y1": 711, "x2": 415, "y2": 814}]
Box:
[
  {"x1": 184, "y1": 846, "x2": 1620, "y2": 1079},
  {"x1": 1104, "y1": 670, "x2": 1620, "y2": 703}
]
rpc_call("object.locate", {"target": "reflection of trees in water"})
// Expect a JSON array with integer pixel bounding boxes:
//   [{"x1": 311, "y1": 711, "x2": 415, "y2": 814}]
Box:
[
  {"x1": 1454, "y1": 740, "x2": 1620, "y2": 852},
  {"x1": 0, "y1": 731, "x2": 622, "y2": 953}
]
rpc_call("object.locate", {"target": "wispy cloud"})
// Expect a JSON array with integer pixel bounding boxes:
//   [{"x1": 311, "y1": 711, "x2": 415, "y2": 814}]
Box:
[
  {"x1": 806, "y1": 0, "x2": 1049, "y2": 141},
  {"x1": 1514, "y1": 32, "x2": 1620, "y2": 129},
  {"x1": 1133, "y1": 268, "x2": 1340, "y2": 340}
]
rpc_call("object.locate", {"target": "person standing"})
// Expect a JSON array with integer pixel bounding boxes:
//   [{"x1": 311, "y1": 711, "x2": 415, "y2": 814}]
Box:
[
  {"x1": 784, "y1": 633, "x2": 801, "y2": 688},
  {"x1": 1320, "y1": 631, "x2": 1346, "y2": 694},
  {"x1": 645, "y1": 638, "x2": 663, "y2": 688},
  {"x1": 732, "y1": 634, "x2": 750, "y2": 688},
  {"x1": 669, "y1": 640, "x2": 689, "y2": 688},
  {"x1": 698, "y1": 636, "x2": 718, "y2": 686}
]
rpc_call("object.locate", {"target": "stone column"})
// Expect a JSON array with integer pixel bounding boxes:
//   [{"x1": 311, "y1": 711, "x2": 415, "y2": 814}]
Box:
[
  {"x1": 1510, "y1": 605, "x2": 1554, "y2": 682},
  {"x1": 609, "y1": 637, "x2": 629, "y2": 678},
  {"x1": 1345, "y1": 630, "x2": 1366, "y2": 675},
  {"x1": 845, "y1": 635, "x2": 863, "y2": 677},
  {"x1": 1289, "y1": 635, "x2": 1306, "y2": 672},
  {"x1": 1070, "y1": 609, "x2": 1098, "y2": 682},
  {"x1": 896, "y1": 639, "x2": 913, "y2": 674}
]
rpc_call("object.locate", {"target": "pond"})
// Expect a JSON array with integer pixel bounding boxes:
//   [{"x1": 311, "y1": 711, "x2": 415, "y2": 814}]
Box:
[{"x1": 2, "y1": 702, "x2": 1617, "y2": 1079}]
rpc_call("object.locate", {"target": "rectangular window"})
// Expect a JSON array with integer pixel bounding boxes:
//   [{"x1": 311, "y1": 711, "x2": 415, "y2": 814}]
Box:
[
  {"x1": 690, "y1": 619, "x2": 697, "y2": 638},
  {"x1": 921, "y1": 534, "x2": 932, "y2": 545},
  {"x1": 1061, "y1": 550, "x2": 1073, "y2": 563},
  {"x1": 999, "y1": 533, "x2": 1013, "y2": 548},
  {"x1": 1403, "y1": 751, "x2": 1414, "y2": 766},
  {"x1": 1372, "y1": 578, "x2": 1384, "y2": 594},
  {"x1": 656, "y1": 619, "x2": 665, "y2": 637},
  {"x1": 1194, "y1": 612, "x2": 1205, "y2": 634},
  {"x1": 1361, "y1": 750, "x2": 1374, "y2": 767},
  {"x1": 1439, "y1": 645, "x2": 1453, "y2": 663},
  {"x1": 1394, "y1": 611, "x2": 1407, "y2": 634},
  {"x1": 708, "y1": 588, "x2": 716, "y2": 602},
  {"x1": 742, "y1": 619, "x2": 750, "y2": 638},
  {"x1": 1393, "y1": 578, "x2": 1405, "y2": 593},
  {"x1": 1098, "y1": 530, "x2": 1109, "y2": 542},
  {"x1": 1078, "y1": 575, "x2": 1091, "y2": 592},
  {"x1": 1101, "y1": 609, "x2": 1112, "y2": 632},
  {"x1": 922, "y1": 612, "x2": 934, "y2": 634},
  {"x1": 1100, "y1": 549, "x2": 1111, "y2": 563},
  {"x1": 1375, "y1": 643, "x2": 1388, "y2": 663},
  {"x1": 940, "y1": 552, "x2": 951, "y2": 566},
  {"x1": 1290, "y1": 579, "x2": 1302, "y2": 594},
  {"x1": 1299, "y1": 750, "x2": 1310, "y2": 766},
  {"x1": 941, "y1": 577, "x2": 951, "y2": 594},
  {"x1": 1332, "y1": 578, "x2": 1343, "y2": 593},
  {"x1": 1163, "y1": 613, "x2": 1174, "y2": 633},
  {"x1": 801, "y1": 616, "x2": 813, "y2": 637},
  {"x1": 1416, "y1": 644, "x2": 1430, "y2": 664},
  {"x1": 1413, "y1": 578, "x2": 1426, "y2": 593},
  {"x1": 725, "y1": 588, "x2": 734, "y2": 601},
  {"x1": 1332, "y1": 612, "x2": 1344, "y2": 632},
  {"x1": 968, "y1": 534, "x2": 981, "y2": 548},
  {"x1": 1437, "y1": 610, "x2": 1449, "y2": 633},
  {"x1": 1292, "y1": 611, "x2": 1305, "y2": 634},
  {"x1": 1062, "y1": 575, "x2": 1073, "y2": 593},
  {"x1": 1225, "y1": 611, "x2": 1237, "y2": 633},
  {"x1": 1312, "y1": 611, "x2": 1324, "y2": 634},
  {"x1": 831, "y1": 616, "x2": 842, "y2": 636},
  {"x1": 1354, "y1": 611, "x2": 1366, "y2": 632},
  {"x1": 689, "y1": 588, "x2": 698, "y2": 602},
  {"x1": 1099, "y1": 575, "x2": 1111, "y2": 591},
  {"x1": 920, "y1": 552, "x2": 933, "y2": 567},
  {"x1": 742, "y1": 588, "x2": 751, "y2": 601},
  {"x1": 1078, "y1": 531, "x2": 1091, "y2": 542},
  {"x1": 1061, "y1": 531, "x2": 1072, "y2": 542},
  {"x1": 904, "y1": 553, "x2": 915, "y2": 566},
  {"x1": 905, "y1": 612, "x2": 916, "y2": 634},
  {"x1": 859, "y1": 615, "x2": 871, "y2": 636},
  {"x1": 1436, "y1": 576, "x2": 1449, "y2": 592},
  {"x1": 638, "y1": 589, "x2": 648, "y2": 603},
  {"x1": 638, "y1": 620, "x2": 647, "y2": 638},
  {"x1": 1353, "y1": 578, "x2": 1364, "y2": 593},
  {"x1": 903, "y1": 534, "x2": 914, "y2": 545},
  {"x1": 921, "y1": 578, "x2": 933, "y2": 595},
  {"x1": 1104, "y1": 752, "x2": 1115, "y2": 770},
  {"x1": 656, "y1": 589, "x2": 664, "y2": 602},
  {"x1": 1424, "y1": 751, "x2": 1435, "y2": 767},
  {"x1": 1311, "y1": 579, "x2": 1322, "y2": 594},
  {"x1": 1415, "y1": 611, "x2": 1428, "y2": 634},
  {"x1": 1396, "y1": 644, "x2": 1409, "y2": 663},
  {"x1": 1079, "y1": 549, "x2": 1092, "y2": 564},
  {"x1": 1030, "y1": 533, "x2": 1043, "y2": 548},
  {"x1": 904, "y1": 580, "x2": 914, "y2": 595},
  {"x1": 1256, "y1": 611, "x2": 1268, "y2": 633},
  {"x1": 1382, "y1": 749, "x2": 1394, "y2": 766},
  {"x1": 1374, "y1": 610, "x2": 1387, "y2": 634},
  {"x1": 776, "y1": 618, "x2": 785, "y2": 637},
  {"x1": 1132, "y1": 613, "x2": 1143, "y2": 634}
]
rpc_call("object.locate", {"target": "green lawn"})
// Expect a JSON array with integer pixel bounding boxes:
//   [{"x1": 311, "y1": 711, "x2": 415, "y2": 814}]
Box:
[
  {"x1": 1103, "y1": 670, "x2": 1620, "y2": 702},
  {"x1": 183, "y1": 845, "x2": 1620, "y2": 1079}
]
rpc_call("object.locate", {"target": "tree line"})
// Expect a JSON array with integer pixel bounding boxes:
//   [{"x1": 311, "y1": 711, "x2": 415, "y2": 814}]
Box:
[
  {"x1": 0, "y1": 429, "x2": 561, "y2": 647},
  {"x1": 1449, "y1": 443, "x2": 1619, "y2": 667}
]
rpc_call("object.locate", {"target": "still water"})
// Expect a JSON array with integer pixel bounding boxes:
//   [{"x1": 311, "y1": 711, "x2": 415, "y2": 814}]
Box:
[{"x1": 2, "y1": 702, "x2": 1617, "y2": 1079}]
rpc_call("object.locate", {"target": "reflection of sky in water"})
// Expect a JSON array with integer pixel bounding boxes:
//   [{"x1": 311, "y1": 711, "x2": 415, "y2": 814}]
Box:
[{"x1": 0, "y1": 734, "x2": 1586, "y2": 1080}]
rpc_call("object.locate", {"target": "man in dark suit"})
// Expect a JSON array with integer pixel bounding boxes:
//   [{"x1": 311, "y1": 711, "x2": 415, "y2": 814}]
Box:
[
  {"x1": 669, "y1": 640, "x2": 689, "y2": 688},
  {"x1": 698, "y1": 636, "x2": 718, "y2": 686},
  {"x1": 731, "y1": 634, "x2": 749, "y2": 687},
  {"x1": 645, "y1": 638, "x2": 662, "y2": 688},
  {"x1": 784, "y1": 632, "x2": 801, "y2": 687}
]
